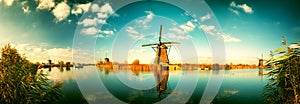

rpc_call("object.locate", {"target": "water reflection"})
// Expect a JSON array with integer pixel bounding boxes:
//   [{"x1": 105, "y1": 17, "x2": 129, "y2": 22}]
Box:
[
  {"x1": 153, "y1": 65, "x2": 170, "y2": 100},
  {"x1": 39, "y1": 67, "x2": 269, "y2": 103}
]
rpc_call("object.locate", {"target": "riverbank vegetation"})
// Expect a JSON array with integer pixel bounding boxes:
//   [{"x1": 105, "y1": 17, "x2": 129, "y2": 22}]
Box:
[
  {"x1": 0, "y1": 44, "x2": 63, "y2": 103},
  {"x1": 264, "y1": 40, "x2": 300, "y2": 104}
]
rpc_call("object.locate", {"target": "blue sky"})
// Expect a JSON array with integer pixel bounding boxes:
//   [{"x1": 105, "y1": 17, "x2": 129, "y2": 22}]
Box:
[{"x1": 0, "y1": 0, "x2": 299, "y2": 64}]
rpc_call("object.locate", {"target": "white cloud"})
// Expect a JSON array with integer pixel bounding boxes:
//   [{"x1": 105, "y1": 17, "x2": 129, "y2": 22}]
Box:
[
  {"x1": 126, "y1": 26, "x2": 144, "y2": 40},
  {"x1": 2, "y1": 43, "x2": 74, "y2": 63},
  {"x1": 200, "y1": 14, "x2": 212, "y2": 22},
  {"x1": 180, "y1": 21, "x2": 195, "y2": 32},
  {"x1": 229, "y1": 1, "x2": 253, "y2": 14},
  {"x1": 3, "y1": 0, "x2": 14, "y2": 6},
  {"x1": 230, "y1": 1, "x2": 236, "y2": 7},
  {"x1": 22, "y1": 6, "x2": 31, "y2": 14},
  {"x1": 20, "y1": 1, "x2": 30, "y2": 14},
  {"x1": 37, "y1": 0, "x2": 55, "y2": 10},
  {"x1": 52, "y1": 1, "x2": 70, "y2": 22},
  {"x1": 81, "y1": 27, "x2": 98, "y2": 35},
  {"x1": 30, "y1": 46, "x2": 93, "y2": 64},
  {"x1": 221, "y1": 34, "x2": 241, "y2": 42},
  {"x1": 126, "y1": 26, "x2": 139, "y2": 35},
  {"x1": 200, "y1": 25, "x2": 216, "y2": 35},
  {"x1": 169, "y1": 27, "x2": 185, "y2": 35},
  {"x1": 100, "y1": 30, "x2": 114, "y2": 35},
  {"x1": 229, "y1": 8, "x2": 239, "y2": 15},
  {"x1": 91, "y1": 4, "x2": 100, "y2": 12},
  {"x1": 78, "y1": 3, "x2": 114, "y2": 27},
  {"x1": 199, "y1": 24, "x2": 241, "y2": 42},
  {"x1": 90, "y1": 3, "x2": 114, "y2": 14},
  {"x1": 95, "y1": 34, "x2": 104, "y2": 38},
  {"x1": 97, "y1": 19, "x2": 106, "y2": 24},
  {"x1": 71, "y1": 3, "x2": 91, "y2": 15},
  {"x1": 20, "y1": 1, "x2": 26, "y2": 6},
  {"x1": 99, "y1": 3, "x2": 114, "y2": 14},
  {"x1": 237, "y1": 4, "x2": 253, "y2": 14},
  {"x1": 97, "y1": 13, "x2": 108, "y2": 18},
  {"x1": 165, "y1": 23, "x2": 193, "y2": 40},
  {"x1": 166, "y1": 33, "x2": 191, "y2": 40},
  {"x1": 135, "y1": 11, "x2": 154, "y2": 29},
  {"x1": 78, "y1": 18, "x2": 98, "y2": 26}
]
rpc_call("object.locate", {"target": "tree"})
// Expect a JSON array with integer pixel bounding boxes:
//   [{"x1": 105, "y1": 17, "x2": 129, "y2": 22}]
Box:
[
  {"x1": 132, "y1": 59, "x2": 140, "y2": 65},
  {"x1": 264, "y1": 40, "x2": 300, "y2": 104},
  {"x1": 0, "y1": 44, "x2": 63, "y2": 103}
]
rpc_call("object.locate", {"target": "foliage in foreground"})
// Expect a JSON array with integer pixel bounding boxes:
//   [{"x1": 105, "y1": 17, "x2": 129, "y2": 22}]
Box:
[
  {"x1": 0, "y1": 44, "x2": 63, "y2": 104},
  {"x1": 264, "y1": 41, "x2": 300, "y2": 104}
]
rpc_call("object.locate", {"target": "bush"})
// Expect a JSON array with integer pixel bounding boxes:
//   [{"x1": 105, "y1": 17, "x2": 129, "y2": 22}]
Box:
[
  {"x1": 0, "y1": 44, "x2": 63, "y2": 103},
  {"x1": 264, "y1": 41, "x2": 300, "y2": 104}
]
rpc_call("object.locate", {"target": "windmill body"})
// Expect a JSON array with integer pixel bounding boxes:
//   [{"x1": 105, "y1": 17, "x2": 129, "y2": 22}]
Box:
[
  {"x1": 141, "y1": 25, "x2": 179, "y2": 93},
  {"x1": 142, "y1": 25, "x2": 180, "y2": 65}
]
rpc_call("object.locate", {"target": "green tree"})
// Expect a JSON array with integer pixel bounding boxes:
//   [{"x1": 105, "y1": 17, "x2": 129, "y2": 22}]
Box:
[
  {"x1": 264, "y1": 40, "x2": 300, "y2": 104},
  {"x1": 0, "y1": 44, "x2": 63, "y2": 103}
]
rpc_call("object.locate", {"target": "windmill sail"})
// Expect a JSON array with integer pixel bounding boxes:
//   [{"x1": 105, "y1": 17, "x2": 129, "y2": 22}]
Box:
[
  {"x1": 142, "y1": 43, "x2": 159, "y2": 47},
  {"x1": 161, "y1": 42, "x2": 180, "y2": 44},
  {"x1": 141, "y1": 25, "x2": 180, "y2": 64}
]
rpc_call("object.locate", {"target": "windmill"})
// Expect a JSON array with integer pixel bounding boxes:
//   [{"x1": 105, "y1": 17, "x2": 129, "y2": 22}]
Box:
[
  {"x1": 141, "y1": 25, "x2": 180, "y2": 94},
  {"x1": 141, "y1": 25, "x2": 180, "y2": 65}
]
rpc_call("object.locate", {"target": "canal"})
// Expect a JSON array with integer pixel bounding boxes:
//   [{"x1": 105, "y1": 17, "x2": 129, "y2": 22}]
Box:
[{"x1": 40, "y1": 66, "x2": 269, "y2": 104}]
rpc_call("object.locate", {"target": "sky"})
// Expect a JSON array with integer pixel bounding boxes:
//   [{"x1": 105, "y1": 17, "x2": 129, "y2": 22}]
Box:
[{"x1": 0, "y1": 0, "x2": 299, "y2": 64}]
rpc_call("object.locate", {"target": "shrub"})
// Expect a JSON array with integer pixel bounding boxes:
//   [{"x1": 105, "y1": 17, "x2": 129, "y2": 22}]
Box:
[
  {"x1": 0, "y1": 44, "x2": 63, "y2": 103},
  {"x1": 264, "y1": 41, "x2": 300, "y2": 104}
]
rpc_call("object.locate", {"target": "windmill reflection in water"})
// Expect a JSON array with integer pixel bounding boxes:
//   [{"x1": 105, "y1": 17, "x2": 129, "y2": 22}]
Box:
[{"x1": 141, "y1": 25, "x2": 180, "y2": 98}]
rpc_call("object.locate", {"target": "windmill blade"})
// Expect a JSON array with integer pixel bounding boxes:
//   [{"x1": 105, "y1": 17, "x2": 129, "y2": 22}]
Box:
[
  {"x1": 162, "y1": 42, "x2": 181, "y2": 45},
  {"x1": 142, "y1": 43, "x2": 159, "y2": 47},
  {"x1": 159, "y1": 25, "x2": 162, "y2": 43}
]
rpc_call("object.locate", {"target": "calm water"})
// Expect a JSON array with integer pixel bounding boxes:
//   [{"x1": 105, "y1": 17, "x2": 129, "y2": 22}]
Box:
[{"x1": 40, "y1": 66, "x2": 269, "y2": 104}]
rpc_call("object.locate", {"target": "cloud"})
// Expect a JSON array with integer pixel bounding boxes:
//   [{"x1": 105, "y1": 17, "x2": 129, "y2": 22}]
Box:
[
  {"x1": 166, "y1": 33, "x2": 191, "y2": 40},
  {"x1": 237, "y1": 4, "x2": 253, "y2": 14},
  {"x1": 221, "y1": 34, "x2": 241, "y2": 42},
  {"x1": 199, "y1": 24, "x2": 241, "y2": 42},
  {"x1": 90, "y1": 4, "x2": 100, "y2": 12},
  {"x1": 81, "y1": 27, "x2": 98, "y2": 35},
  {"x1": 71, "y1": 3, "x2": 91, "y2": 15},
  {"x1": 78, "y1": 3, "x2": 116, "y2": 37},
  {"x1": 229, "y1": 8, "x2": 239, "y2": 15},
  {"x1": 200, "y1": 25, "x2": 216, "y2": 35},
  {"x1": 52, "y1": 1, "x2": 70, "y2": 22},
  {"x1": 229, "y1": 1, "x2": 253, "y2": 15},
  {"x1": 200, "y1": 14, "x2": 212, "y2": 22},
  {"x1": 99, "y1": 30, "x2": 114, "y2": 35},
  {"x1": 78, "y1": 3, "x2": 114, "y2": 27},
  {"x1": 230, "y1": 1, "x2": 236, "y2": 7},
  {"x1": 94, "y1": 34, "x2": 104, "y2": 38},
  {"x1": 3, "y1": 0, "x2": 14, "y2": 6},
  {"x1": 37, "y1": 0, "x2": 55, "y2": 10},
  {"x1": 179, "y1": 21, "x2": 195, "y2": 32},
  {"x1": 6, "y1": 43, "x2": 96, "y2": 64},
  {"x1": 78, "y1": 18, "x2": 98, "y2": 26},
  {"x1": 3, "y1": 43, "x2": 72, "y2": 63},
  {"x1": 165, "y1": 22, "x2": 194, "y2": 40},
  {"x1": 90, "y1": 3, "x2": 114, "y2": 14},
  {"x1": 22, "y1": 6, "x2": 31, "y2": 14},
  {"x1": 135, "y1": 11, "x2": 154, "y2": 29},
  {"x1": 99, "y1": 3, "x2": 114, "y2": 14},
  {"x1": 97, "y1": 12, "x2": 108, "y2": 18},
  {"x1": 20, "y1": 1, "x2": 31, "y2": 14},
  {"x1": 169, "y1": 27, "x2": 185, "y2": 35},
  {"x1": 126, "y1": 26, "x2": 144, "y2": 40},
  {"x1": 126, "y1": 26, "x2": 139, "y2": 35}
]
